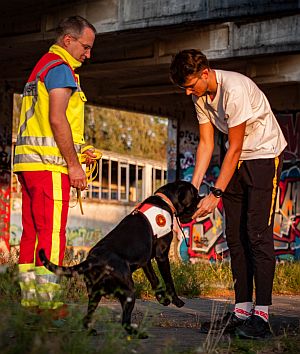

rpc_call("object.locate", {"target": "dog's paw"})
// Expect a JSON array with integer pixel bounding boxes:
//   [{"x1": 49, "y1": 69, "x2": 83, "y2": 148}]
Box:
[
  {"x1": 161, "y1": 297, "x2": 171, "y2": 306},
  {"x1": 172, "y1": 297, "x2": 185, "y2": 308},
  {"x1": 156, "y1": 293, "x2": 171, "y2": 306},
  {"x1": 155, "y1": 289, "x2": 172, "y2": 306},
  {"x1": 87, "y1": 328, "x2": 98, "y2": 336}
]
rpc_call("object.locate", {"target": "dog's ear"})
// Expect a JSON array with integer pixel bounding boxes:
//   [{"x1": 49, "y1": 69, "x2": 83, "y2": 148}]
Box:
[
  {"x1": 178, "y1": 181, "x2": 198, "y2": 200},
  {"x1": 176, "y1": 183, "x2": 194, "y2": 212},
  {"x1": 156, "y1": 181, "x2": 199, "y2": 215},
  {"x1": 176, "y1": 183, "x2": 201, "y2": 223},
  {"x1": 177, "y1": 186, "x2": 188, "y2": 204}
]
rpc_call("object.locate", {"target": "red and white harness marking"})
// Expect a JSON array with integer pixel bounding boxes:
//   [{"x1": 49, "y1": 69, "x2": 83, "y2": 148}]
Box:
[{"x1": 137, "y1": 203, "x2": 173, "y2": 238}]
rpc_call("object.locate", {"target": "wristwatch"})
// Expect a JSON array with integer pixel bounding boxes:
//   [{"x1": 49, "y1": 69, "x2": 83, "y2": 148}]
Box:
[{"x1": 210, "y1": 186, "x2": 223, "y2": 198}]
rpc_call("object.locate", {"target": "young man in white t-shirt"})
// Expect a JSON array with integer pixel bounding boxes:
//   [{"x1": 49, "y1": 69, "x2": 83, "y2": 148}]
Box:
[{"x1": 169, "y1": 49, "x2": 287, "y2": 339}]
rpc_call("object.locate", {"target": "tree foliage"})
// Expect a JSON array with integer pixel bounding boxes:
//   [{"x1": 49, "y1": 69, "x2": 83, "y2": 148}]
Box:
[{"x1": 84, "y1": 106, "x2": 168, "y2": 162}]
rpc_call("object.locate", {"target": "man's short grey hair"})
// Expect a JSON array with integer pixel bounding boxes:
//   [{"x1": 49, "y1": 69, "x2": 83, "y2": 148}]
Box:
[{"x1": 56, "y1": 15, "x2": 96, "y2": 41}]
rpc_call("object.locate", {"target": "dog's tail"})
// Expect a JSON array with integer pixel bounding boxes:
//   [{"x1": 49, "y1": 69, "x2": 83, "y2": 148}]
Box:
[{"x1": 39, "y1": 248, "x2": 91, "y2": 277}]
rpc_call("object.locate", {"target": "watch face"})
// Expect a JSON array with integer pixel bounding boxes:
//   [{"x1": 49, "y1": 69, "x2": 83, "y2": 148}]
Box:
[
  {"x1": 213, "y1": 189, "x2": 223, "y2": 197},
  {"x1": 210, "y1": 187, "x2": 223, "y2": 198}
]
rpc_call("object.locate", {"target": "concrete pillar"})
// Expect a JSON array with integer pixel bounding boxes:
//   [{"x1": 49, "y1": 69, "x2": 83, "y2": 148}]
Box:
[
  {"x1": 0, "y1": 81, "x2": 13, "y2": 263},
  {"x1": 167, "y1": 118, "x2": 178, "y2": 183},
  {"x1": 144, "y1": 164, "x2": 153, "y2": 198}
]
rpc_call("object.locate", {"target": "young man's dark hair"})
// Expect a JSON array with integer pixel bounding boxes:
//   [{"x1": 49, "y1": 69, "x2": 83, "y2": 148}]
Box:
[{"x1": 169, "y1": 49, "x2": 210, "y2": 87}]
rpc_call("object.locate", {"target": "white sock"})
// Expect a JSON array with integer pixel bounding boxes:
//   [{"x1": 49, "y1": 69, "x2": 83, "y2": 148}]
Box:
[
  {"x1": 234, "y1": 302, "x2": 253, "y2": 320},
  {"x1": 254, "y1": 305, "x2": 269, "y2": 322}
]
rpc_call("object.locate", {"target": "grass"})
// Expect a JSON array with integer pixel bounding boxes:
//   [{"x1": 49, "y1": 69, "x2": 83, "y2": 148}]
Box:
[
  {"x1": 133, "y1": 261, "x2": 234, "y2": 299},
  {"x1": 214, "y1": 330, "x2": 300, "y2": 354},
  {"x1": 134, "y1": 260, "x2": 300, "y2": 300},
  {"x1": 273, "y1": 261, "x2": 300, "y2": 294},
  {"x1": 0, "y1": 255, "x2": 299, "y2": 354},
  {"x1": 0, "y1": 299, "x2": 144, "y2": 354}
]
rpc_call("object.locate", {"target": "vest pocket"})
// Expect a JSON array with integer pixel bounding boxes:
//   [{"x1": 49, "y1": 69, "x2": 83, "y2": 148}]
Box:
[{"x1": 79, "y1": 91, "x2": 87, "y2": 102}]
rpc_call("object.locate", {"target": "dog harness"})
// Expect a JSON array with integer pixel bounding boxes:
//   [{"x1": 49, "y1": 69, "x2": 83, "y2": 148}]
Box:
[{"x1": 135, "y1": 203, "x2": 173, "y2": 238}]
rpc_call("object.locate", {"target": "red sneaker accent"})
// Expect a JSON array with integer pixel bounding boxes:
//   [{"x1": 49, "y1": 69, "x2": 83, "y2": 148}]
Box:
[
  {"x1": 235, "y1": 308, "x2": 252, "y2": 317},
  {"x1": 254, "y1": 309, "x2": 268, "y2": 321}
]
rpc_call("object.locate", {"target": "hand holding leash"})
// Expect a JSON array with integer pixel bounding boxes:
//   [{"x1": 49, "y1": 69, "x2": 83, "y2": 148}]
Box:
[{"x1": 75, "y1": 145, "x2": 102, "y2": 215}]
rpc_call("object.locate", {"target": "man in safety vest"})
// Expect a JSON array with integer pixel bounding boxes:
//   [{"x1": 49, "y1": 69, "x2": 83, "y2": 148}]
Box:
[{"x1": 13, "y1": 16, "x2": 96, "y2": 320}]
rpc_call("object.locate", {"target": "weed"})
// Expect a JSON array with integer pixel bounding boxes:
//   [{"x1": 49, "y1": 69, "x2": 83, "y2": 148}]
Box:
[
  {"x1": 273, "y1": 261, "x2": 300, "y2": 294},
  {"x1": 133, "y1": 260, "x2": 300, "y2": 300},
  {"x1": 217, "y1": 331, "x2": 300, "y2": 354},
  {"x1": 0, "y1": 300, "x2": 140, "y2": 354}
]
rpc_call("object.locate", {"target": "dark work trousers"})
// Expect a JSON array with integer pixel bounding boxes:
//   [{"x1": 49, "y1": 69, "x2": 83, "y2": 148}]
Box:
[{"x1": 222, "y1": 154, "x2": 283, "y2": 306}]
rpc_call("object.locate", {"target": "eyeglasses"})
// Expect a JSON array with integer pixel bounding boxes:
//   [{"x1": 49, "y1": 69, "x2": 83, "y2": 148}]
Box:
[
  {"x1": 71, "y1": 36, "x2": 92, "y2": 51},
  {"x1": 178, "y1": 77, "x2": 200, "y2": 91}
]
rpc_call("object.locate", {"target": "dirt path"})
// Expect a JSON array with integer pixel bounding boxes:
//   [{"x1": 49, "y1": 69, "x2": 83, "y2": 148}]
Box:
[{"x1": 89, "y1": 295, "x2": 300, "y2": 353}]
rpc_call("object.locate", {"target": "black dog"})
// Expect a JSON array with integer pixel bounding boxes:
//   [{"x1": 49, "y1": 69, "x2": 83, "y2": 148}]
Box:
[{"x1": 39, "y1": 180, "x2": 200, "y2": 337}]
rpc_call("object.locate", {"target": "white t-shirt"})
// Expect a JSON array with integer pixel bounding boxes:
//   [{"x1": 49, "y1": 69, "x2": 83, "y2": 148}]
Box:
[{"x1": 193, "y1": 70, "x2": 287, "y2": 160}]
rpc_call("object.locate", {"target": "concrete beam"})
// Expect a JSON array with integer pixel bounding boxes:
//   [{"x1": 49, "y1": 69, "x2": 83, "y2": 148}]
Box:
[
  {"x1": 2, "y1": 1, "x2": 299, "y2": 37},
  {"x1": 118, "y1": 0, "x2": 300, "y2": 31},
  {"x1": 246, "y1": 54, "x2": 300, "y2": 85},
  {"x1": 156, "y1": 15, "x2": 300, "y2": 59}
]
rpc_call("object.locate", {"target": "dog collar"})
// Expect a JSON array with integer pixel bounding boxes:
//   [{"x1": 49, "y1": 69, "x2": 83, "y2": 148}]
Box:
[
  {"x1": 154, "y1": 192, "x2": 176, "y2": 214},
  {"x1": 137, "y1": 203, "x2": 173, "y2": 238}
]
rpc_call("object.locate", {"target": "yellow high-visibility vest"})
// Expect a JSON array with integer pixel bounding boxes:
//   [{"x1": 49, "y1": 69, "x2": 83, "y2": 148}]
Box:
[{"x1": 13, "y1": 44, "x2": 86, "y2": 174}]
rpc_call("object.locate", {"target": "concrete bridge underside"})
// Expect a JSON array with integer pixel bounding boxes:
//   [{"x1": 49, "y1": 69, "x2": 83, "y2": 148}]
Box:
[{"x1": 1, "y1": 0, "x2": 300, "y2": 121}]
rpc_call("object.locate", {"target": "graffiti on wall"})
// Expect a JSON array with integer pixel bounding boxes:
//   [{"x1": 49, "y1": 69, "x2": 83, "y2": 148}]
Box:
[
  {"x1": 178, "y1": 130, "x2": 198, "y2": 182},
  {"x1": 274, "y1": 112, "x2": 300, "y2": 260},
  {"x1": 0, "y1": 184, "x2": 10, "y2": 261},
  {"x1": 276, "y1": 112, "x2": 300, "y2": 162},
  {"x1": 167, "y1": 119, "x2": 178, "y2": 182},
  {"x1": 274, "y1": 166, "x2": 300, "y2": 261},
  {"x1": 0, "y1": 127, "x2": 11, "y2": 261},
  {"x1": 67, "y1": 227, "x2": 102, "y2": 247},
  {"x1": 9, "y1": 222, "x2": 102, "y2": 246},
  {"x1": 179, "y1": 167, "x2": 300, "y2": 262},
  {"x1": 177, "y1": 112, "x2": 300, "y2": 262}
]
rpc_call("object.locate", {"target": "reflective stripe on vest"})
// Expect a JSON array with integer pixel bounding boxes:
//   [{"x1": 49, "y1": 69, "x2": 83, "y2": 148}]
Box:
[
  {"x1": 17, "y1": 136, "x2": 82, "y2": 150},
  {"x1": 15, "y1": 136, "x2": 82, "y2": 167}
]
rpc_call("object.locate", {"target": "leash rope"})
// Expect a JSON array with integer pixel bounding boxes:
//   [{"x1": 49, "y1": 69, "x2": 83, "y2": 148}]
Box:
[
  {"x1": 80, "y1": 145, "x2": 102, "y2": 184},
  {"x1": 74, "y1": 145, "x2": 102, "y2": 215},
  {"x1": 175, "y1": 215, "x2": 189, "y2": 247}
]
